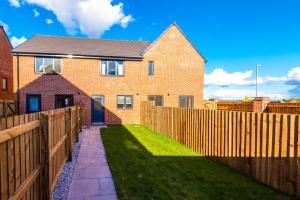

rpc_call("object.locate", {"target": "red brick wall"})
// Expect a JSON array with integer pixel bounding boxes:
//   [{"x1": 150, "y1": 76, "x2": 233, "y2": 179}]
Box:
[
  {"x1": 16, "y1": 74, "x2": 92, "y2": 123},
  {"x1": 13, "y1": 24, "x2": 205, "y2": 125},
  {"x1": 0, "y1": 27, "x2": 13, "y2": 100}
]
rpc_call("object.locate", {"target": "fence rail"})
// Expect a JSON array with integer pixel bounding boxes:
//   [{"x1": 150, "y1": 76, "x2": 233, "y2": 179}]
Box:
[
  {"x1": 0, "y1": 100, "x2": 16, "y2": 118},
  {"x1": 266, "y1": 103, "x2": 300, "y2": 114},
  {"x1": 217, "y1": 101, "x2": 253, "y2": 112},
  {"x1": 0, "y1": 105, "x2": 83, "y2": 200},
  {"x1": 140, "y1": 101, "x2": 300, "y2": 198}
]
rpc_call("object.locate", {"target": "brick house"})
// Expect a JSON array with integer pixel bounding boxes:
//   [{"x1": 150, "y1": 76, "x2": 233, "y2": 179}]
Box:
[
  {"x1": 0, "y1": 25, "x2": 13, "y2": 100},
  {"x1": 12, "y1": 23, "x2": 206, "y2": 124}
]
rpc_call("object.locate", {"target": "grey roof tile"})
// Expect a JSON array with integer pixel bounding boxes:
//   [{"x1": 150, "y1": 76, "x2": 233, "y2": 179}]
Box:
[{"x1": 12, "y1": 35, "x2": 152, "y2": 59}]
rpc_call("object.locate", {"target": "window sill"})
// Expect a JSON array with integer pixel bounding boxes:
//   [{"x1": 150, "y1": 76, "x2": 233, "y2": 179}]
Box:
[
  {"x1": 101, "y1": 75, "x2": 124, "y2": 77},
  {"x1": 117, "y1": 108, "x2": 133, "y2": 110},
  {"x1": 35, "y1": 73, "x2": 62, "y2": 75}
]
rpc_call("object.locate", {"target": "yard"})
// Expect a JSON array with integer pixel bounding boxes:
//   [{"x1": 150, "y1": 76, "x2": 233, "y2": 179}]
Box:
[{"x1": 101, "y1": 125, "x2": 292, "y2": 200}]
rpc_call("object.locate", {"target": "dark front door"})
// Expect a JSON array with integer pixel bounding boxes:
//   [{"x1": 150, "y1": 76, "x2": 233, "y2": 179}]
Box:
[
  {"x1": 26, "y1": 94, "x2": 41, "y2": 113},
  {"x1": 55, "y1": 94, "x2": 74, "y2": 108},
  {"x1": 92, "y1": 96, "x2": 105, "y2": 123}
]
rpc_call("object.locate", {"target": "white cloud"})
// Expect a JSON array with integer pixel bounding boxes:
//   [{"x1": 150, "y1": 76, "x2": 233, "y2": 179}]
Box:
[
  {"x1": 46, "y1": 18, "x2": 53, "y2": 24},
  {"x1": 10, "y1": 36, "x2": 27, "y2": 48},
  {"x1": 204, "y1": 67, "x2": 300, "y2": 100},
  {"x1": 120, "y1": 15, "x2": 134, "y2": 28},
  {"x1": 207, "y1": 88, "x2": 286, "y2": 100},
  {"x1": 204, "y1": 68, "x2": 260, "y2": 86},
  {"x1": 33, "y1": 9, "x2": 40, "y2": 17},
  {"x1": 0, "y1": 21, "x2": 10, "y2": 35},
  {"x1": 204, "y1": 67, "x2": 300, "y2": 87},
  {"x1": 8, "y1": 0, "x2": 20, "y2": 7},
  {"x1": 16, "y1": 0, "x2": 134, "y2": 37},
  {"x1": 285, "y1": 67, "x2": 300, "y2": 82},
  {"x1": 0, "y1": 20, "x2": 26, "y2": 47}
]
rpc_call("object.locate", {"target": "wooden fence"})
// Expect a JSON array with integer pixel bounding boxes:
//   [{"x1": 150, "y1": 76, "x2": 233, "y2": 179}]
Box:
[
  {"x1": 266, "y1": 103, "x2": 300, "y2": 114},
  {"x1": 0, "y1": 100, "x2": 16, "y2": 118},
  {"x1": 203, "y1": 100, "x2": 217, "y2": 110},
  {"x1": 217, "y1": 101, "x2": 253, "y2": 112},
  {"x1": 0, "y1": 105, "x2": 83, "y2": 200},
  {"x1": 140, "y1": 101, "x2": 300, "y2": 198}
]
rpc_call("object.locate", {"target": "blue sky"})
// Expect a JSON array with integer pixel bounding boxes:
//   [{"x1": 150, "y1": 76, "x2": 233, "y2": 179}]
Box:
[{"x1": 1, "y1": 0, "x2": 300, "y2": 100}]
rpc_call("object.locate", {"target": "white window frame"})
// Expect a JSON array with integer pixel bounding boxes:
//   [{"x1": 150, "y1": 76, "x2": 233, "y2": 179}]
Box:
[
  {"x1": 2, "y1": 78, "x2": 7, "y2": 91},
  {"x1": 35, "y1": 57, "x2": 62, "y2": 74},
  {"x1": 117, "y1": 95, "x2": 133, "y2": 109},
  {"x1": 179, "y1": 96, "x2": 194, "y2": 108},
  {"x1": 100, "y1": 60, "x2": 124, "y2": 76},
  {"x1": 148, "y1": 61, "x2": 154, "y2": 76},
  {"x1": 148, "y1": 95, "x2": 163, "y2": 106}
]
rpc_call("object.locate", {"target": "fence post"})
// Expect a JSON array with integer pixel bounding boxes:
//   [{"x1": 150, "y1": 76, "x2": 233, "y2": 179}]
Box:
[
  {"x1": 3, "y1": 99, "x2": 7, "y2": 118},
  {"x1": 75, "y1": 106, "x2": 79, "y2": 142},
  {"x1": 79, "y1": 101, "x2": 84, "y2": 131},
  {"x1": 40, "y1": 112, "x2": 50, "y2": 200},
  {"x1": 65, "y1": 108, "x2": 72, "y2": 161}
]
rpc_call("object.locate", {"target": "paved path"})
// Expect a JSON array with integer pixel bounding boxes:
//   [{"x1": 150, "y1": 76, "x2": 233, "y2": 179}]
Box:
[{"x1": 68, "y1": 126, "x2": 118, "y2": 200}]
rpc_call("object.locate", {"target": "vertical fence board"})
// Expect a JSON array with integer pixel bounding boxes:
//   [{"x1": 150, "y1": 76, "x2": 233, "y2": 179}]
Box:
[
  {"x1": 139, "y1": 102, "x2": 300, "y2": 198},
  {"x1": 0, "y1": 105, "x2": 83, "y2": 200}
]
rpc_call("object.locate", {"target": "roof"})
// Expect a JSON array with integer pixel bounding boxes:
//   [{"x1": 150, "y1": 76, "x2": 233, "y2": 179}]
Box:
[
  {"x1": 0, "y1": 25, "x2": 12, "y2": 49},
  {"x1": 12, "y1": 35, "x2": 152, "y2": 60},
  {"x1": 12, "y1": 23, "x2": 206, "y2": 62}
]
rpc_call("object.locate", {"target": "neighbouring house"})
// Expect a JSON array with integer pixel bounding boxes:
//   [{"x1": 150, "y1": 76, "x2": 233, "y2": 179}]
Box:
[
  {"x1": 0, "y1": 25, "x2": 13, "y2": 100},
  {"x1": 12, "y1": 23, "x2": 206, "y2": 124}
]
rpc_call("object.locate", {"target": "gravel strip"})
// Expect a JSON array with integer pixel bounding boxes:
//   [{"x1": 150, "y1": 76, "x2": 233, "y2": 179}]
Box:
[{"x1": 52, "y1": 131, "x2": 84, "y2": 200}]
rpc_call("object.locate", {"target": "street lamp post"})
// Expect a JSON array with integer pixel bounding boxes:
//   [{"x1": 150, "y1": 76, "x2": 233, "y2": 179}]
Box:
[{"x1": 256, "y1": 64, "x2": 262, "y2": 97}]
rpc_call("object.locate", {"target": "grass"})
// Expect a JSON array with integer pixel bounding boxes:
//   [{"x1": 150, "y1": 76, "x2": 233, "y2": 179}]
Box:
[{"x1": 101, "y1": 125, "x2": 292, "y2": 200}]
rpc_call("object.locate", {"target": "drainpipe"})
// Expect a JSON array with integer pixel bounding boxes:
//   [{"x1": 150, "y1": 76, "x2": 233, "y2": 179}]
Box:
[{"x1": 16, "y1": 53, "x2": 20, "y2": 114}]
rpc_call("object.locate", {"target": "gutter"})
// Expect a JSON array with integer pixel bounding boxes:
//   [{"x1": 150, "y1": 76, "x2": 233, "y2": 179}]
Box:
[
  {"x1": 16, "y1": 53, "x2": 20, "y2": 114},
  {"x1": 11, "y1": 52, "x2": 144, "y2": 61}
]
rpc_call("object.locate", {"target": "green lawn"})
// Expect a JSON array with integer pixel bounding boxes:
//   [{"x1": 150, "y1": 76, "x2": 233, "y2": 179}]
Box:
[{"x1": 101, "y1": 125, "x2": 292, "y2": 200}]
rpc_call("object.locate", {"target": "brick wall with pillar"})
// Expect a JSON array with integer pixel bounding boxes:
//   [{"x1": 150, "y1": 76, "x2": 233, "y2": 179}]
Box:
[{"x1": 253, "y1": 97, "x2": 270, "y2": 113}]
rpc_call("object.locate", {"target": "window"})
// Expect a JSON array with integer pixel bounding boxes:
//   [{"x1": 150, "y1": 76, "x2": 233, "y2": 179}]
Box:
[
  {"x1": 55, "y1": 95, "x2": 74, "y2": 108},
  {"x1": 148, "y1": 95, "x2": 163, "y2": 106},
  {"x1": 179, "y1": 96, "x2": 194, "y2": 108},
  {"x1": 2, "y1": 78, "x2": 7, "y2": 91},
  {"x1": 117, "y1": 95, "x2": 133, "y2": 109},
  {"x1": 101, "y1": 60, "x2": 124, "y2": 76},
  {"x1": 148, "y1": 61, "x2": 154, "y2": 75},
  {"x1": 35, "y1": 57, "x2": 62, "y2": 74},
  {"x1": 26, "y1": 94, "x2": 41, "y2": 113}
]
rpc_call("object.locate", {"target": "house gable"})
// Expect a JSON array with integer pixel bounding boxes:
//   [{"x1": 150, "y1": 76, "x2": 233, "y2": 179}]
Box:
[
  {"x1": 0, "y1": 25, "x2": 14, "y2": 100},
  {"x1": 142, "y1": 23, "x2": 206, "y2": 63}
]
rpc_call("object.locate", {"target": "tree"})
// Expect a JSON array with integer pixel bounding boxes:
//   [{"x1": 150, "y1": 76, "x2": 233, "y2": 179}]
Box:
[{"x1": 243, "y1": 96, "x2": 252, "y2": 102}]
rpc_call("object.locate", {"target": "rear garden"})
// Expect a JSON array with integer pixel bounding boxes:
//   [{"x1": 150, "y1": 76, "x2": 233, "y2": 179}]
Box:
[{"x1": 101, "y1": 125, "x2": 292, "y2": 200}]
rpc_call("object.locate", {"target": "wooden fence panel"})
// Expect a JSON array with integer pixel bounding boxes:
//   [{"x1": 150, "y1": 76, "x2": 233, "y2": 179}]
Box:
[
  {"x1": 140, "y1": 101, "x2": 300, "y2": 198},
  {"x1": 0, "y1": 100, "x2": 16, "y2": 118},
  {"x1": 217, "y1": 101, "x2": 253, "y2": 112},
  {"x1": 266, "y1": 103, "x2": 300, "y2": 114},
  {"x1": 0, "y1": 105, "x2": 83, "y2": 200}
]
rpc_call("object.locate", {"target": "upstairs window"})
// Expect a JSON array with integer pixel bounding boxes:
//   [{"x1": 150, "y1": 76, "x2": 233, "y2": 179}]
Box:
[
  {"x1": 101, "y1": 60, "x2": 124, "y2": 76},
  {"x1": 117, "y1": 95, "x2": 133, "y2": 109},
  {"x1": 35, "y1": 57, "x2": 62, "y2": 74},
  {"x1": 148, "y1": 95, "x2": 163, "y2": 106},
  {"x1": 2, "y1": 78, "x2": 7, "y2": 91},
  {"x1": 148, "y1": 61, "x2": 154, "y2": 75}
]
